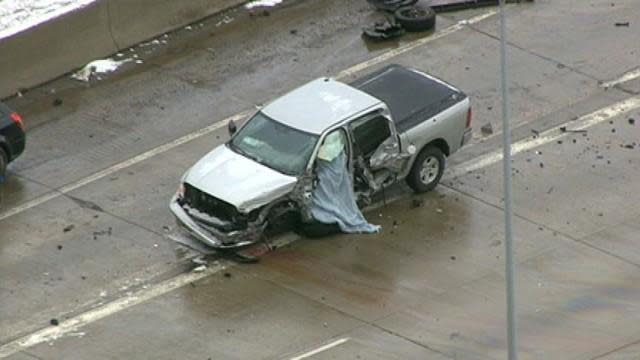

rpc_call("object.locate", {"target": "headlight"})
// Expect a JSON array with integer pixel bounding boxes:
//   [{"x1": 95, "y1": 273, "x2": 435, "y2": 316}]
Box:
[{"x1": 176, "y1": 183, "x2": 185, "y2": 199}]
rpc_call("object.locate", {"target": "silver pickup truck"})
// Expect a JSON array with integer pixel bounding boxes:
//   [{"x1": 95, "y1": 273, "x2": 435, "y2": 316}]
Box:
[{"x1": 170, "y1": 64, "x2": 472, "y2": 248}]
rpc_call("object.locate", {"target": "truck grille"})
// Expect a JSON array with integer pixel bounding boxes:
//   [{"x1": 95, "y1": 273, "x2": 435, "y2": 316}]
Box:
[{"x1": 182, "y1": 183, "x2": 244, "y2": 225}]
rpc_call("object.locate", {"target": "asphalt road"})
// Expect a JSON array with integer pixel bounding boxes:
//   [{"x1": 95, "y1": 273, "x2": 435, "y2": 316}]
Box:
[{"x1": 1, "y1": 0, "x2": 640, "y2": 359}]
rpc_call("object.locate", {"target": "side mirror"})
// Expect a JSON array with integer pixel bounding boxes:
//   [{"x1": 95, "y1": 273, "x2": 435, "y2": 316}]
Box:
[{"x1": 228, "y1": 120, "x2": 237, "y2": 136}]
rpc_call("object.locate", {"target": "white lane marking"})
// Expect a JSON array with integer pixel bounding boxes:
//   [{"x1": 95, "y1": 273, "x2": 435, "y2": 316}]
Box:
[
  {"x1": 337, "y1": 10, "x2": 497, "y2": 79},
  {"x1": 0, "y1": 10, "x2": 498, "y2": 223},
  {"x1": 447, "y1": 95, "x2": 640, "y2": 179},
  {"x1": 0, "y1": 111, "x2": 250, "y2": 222},
  {"x1": 289, "y1": 338, "x2": 350, "y2": 360},
  {"x1": 0, "y1": 230, "x2": 303, "y2": 358},
  {"x1": 0, "y1": 262, "x2": 227, "y2": 358},
  {"x1": 601, "y1": 68, "x2": 640, "y2": 89}
]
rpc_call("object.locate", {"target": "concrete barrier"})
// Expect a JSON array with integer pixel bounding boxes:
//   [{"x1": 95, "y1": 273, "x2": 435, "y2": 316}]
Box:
[
  {"x1": 0, "y1": 0, "x2": 246, "y2": 99},
  {"x1": 108, "y1": 0, "x2": 245, "y2": 49}
]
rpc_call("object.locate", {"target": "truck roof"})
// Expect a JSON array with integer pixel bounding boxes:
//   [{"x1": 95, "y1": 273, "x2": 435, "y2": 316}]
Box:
[{"x1": 261, "y1": 77, "x2": 382, "y2": 135}]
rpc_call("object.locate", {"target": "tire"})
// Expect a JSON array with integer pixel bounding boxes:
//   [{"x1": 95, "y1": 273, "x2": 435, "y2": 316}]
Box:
[
  {"x1": 406, "y1": 145, "x2": 445, "y2": 193},
  {"x1": 0, "y1": 148, "x2": 7, "y2": 183},
  {"x1": 394, "y1": 4, "x2": 436, "y2": 32}
]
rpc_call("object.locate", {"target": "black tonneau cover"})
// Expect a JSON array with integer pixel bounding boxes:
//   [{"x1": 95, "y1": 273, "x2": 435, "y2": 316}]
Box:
[{"x1": 350, "y1": 64, "x2": 464, "y2": 133}]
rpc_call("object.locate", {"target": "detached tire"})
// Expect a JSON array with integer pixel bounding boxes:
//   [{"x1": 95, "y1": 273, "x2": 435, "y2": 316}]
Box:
[
  {"x1": 0, "y1": 148, "x2": 7, "y2": 183},
  {"x1": 394, "y1": 4, "x2": 436, "y2": 32},
  {"x1": 406, "y1": 145, "x2": 445, "y2": 193}
]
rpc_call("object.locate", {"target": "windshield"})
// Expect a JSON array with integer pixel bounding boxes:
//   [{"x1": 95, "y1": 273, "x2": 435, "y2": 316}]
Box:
[{"x1": 230, "y1": 112, "x2": 319, "y2": 176}]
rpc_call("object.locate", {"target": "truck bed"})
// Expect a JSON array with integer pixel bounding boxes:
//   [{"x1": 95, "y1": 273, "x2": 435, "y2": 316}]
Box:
[{"x1": 350, "y1": 64, "x2": 466, "y2": 133}]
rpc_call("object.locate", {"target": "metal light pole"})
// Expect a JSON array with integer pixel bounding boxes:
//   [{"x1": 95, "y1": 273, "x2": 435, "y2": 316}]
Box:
[{"x1": 499, "y1": 0, "x2": 517, "y2": 359}]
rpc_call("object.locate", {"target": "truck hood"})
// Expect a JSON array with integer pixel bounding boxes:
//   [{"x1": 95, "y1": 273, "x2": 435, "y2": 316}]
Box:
[{"x1": 184, "y1": 145, "x2": 298, "y2": 213}]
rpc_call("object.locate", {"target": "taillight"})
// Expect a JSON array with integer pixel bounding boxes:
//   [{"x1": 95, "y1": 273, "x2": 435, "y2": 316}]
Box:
[
  {"x1": 10, "y1": 112, "x2": 24, "y2": 130},
  {"x1": 465, "y1": 107, "x2": 472, "y2": 129}
]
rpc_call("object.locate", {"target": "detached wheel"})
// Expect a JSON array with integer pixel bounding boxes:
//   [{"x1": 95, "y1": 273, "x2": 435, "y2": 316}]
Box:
[
  {"x1": 0, "y1": 148, "x2": 7, "y2": 183},
  {"x1": 406, "y1": 145, "x2": 445, "y2": 193},
  {"x1": 394, "y1": 4, "x2": 436, "y2": 32}
]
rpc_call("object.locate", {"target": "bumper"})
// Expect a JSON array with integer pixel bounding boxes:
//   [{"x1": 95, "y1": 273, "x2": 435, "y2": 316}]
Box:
[
  {"x1": 169, "y1": 196, "x2": 263, "y2": 249},
  {"x1": 461, "y1": 127, "x2": 472, "y2": 147}
]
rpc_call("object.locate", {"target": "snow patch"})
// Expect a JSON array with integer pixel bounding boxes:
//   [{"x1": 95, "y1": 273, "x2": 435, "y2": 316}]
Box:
[
  {"x1": 71, "y1": 58, "x2": 132, "y2": 82},
  {"x1": 0, "y1": 0, "x2": 98, "y2": 40},
  {"x1": 244, "y1": 0, "x2": 283, "y2": 10}
]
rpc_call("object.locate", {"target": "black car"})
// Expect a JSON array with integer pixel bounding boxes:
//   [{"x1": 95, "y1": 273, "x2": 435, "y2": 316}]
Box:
[{"x1": 0, "y1": 102, "x2": 26, "y2": 182}]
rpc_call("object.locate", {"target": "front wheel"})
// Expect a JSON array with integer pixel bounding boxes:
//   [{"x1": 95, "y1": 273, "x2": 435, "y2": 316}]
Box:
[{"x1": 406, "y1": 145, "x2": 445, "y2": 193}]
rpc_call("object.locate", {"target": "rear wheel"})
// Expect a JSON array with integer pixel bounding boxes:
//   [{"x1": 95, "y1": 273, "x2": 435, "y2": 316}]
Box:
[
  {"x1": 406, "y1": 145, "x2": 445, "y2": 192},
  {"x1": 0, "y1": 148, "x2": 7, "y2": 183}
]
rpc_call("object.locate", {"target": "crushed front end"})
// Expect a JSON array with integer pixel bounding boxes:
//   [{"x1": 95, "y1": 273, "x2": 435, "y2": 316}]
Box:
[{"x1": 170, "y1": 183, "x2": 267, "y2": 248}]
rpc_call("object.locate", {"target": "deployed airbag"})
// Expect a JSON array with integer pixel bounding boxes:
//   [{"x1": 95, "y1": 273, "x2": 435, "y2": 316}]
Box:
[{"x1": 310, "y1": 152, "x2": 380, "y2": 234}]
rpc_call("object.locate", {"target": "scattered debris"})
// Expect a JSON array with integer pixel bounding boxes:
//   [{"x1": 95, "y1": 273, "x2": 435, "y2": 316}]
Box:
[
  {"x1": 611, "y1": 128, "x2": 616, "y2": 133},
  {"x1": 71, "y1": 58, "x2": 132, "y2": 82},
  {"x1": 57, "y1": 245, "x2": 63, "y2": 250},
  {"x1": 559, "y1": 126, "x2": 587, "y2": 134},
  {"x1": 223, "y1": 272, "x2": 232, "y2": 278},
  {"x1": 615, "y1": 22, "x2": 630, "y2": 27},
  {"x1": 245, "y1": 0, "x2": 283, "y2": 9},
  {"x1": 546, "y1": 186, "x2": 554, "y2": 194},
  {"x1": 624, "y1": 144, "x2": 635, "y2": 149},
  {"x1": 629, "y1": 118, "x2": 635, "y2": 125},
  {"x1": 557, "y1": 140, "x2": 563, "y2": 144},
  {"x1": 539, "y1": 162, "x2": 544, "y2": 168},
  {"x1": 63, "y1": 224, "x2": 74, "y2": 233},
  {"x1": 450, "y1": 255, "x2": 456, "y2": 260},
  {"x1": 192, "y1": 265, "x2": 207, "y2": 273},
  {"x1": 50, "y1": 318, "x2": 59, "y2": 326},
  {"x1": 411, "y1": 198, "x2": 424, "y2": 208},
  {"x1": 481, "y1": 122, "x2": 494, "y2": 135},
  {"x1": 92, "y1": 227, "x2": 112, "y2": 240},
  {"x1": 52, "y1": 98, "x2": 63, "y2": 107},
  {"x1": 531, "y1": 129, "x2": 540, "y2": 136},
  {"x1": 363, "y1": 18, "x2": 405, "y2": 40},
  {"x1": 435, "y1": 208, "x2": 443, "y2": 213}
]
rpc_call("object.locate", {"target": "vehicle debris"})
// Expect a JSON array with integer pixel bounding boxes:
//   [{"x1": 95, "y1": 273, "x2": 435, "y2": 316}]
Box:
[
  {"x1": 244, "y1": 0, "x2": 283, "y2": 9},
  {"x1": 411, "y1": 198, "x2": 424, "y2": 208},
  {"x1": 192, "y1": 265, "x2": 207, "y2": 273},
  {"x1": 481, "y1": 122, "x2": 494, "y2": 135},
  {"x1": 363, "y1": 18, "x2": 405, "y2": 40},
  {"x1": 363, "y1": 0, "x2": 435, "y2": 40},
  {"x1": 615, "y1": 22, "x2": 630, "y2": 27},
  {"x1": 559, "y1": 126, "x2": 587, "y2": 134}
]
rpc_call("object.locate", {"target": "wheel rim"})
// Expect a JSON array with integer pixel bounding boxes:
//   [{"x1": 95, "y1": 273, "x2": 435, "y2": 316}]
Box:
[
  {"x1": 400, "y1": 8, "x2": 427, "y2": 18},
  {"x1": 419, "y1": 156, "x2": 439, "y2": 184}
]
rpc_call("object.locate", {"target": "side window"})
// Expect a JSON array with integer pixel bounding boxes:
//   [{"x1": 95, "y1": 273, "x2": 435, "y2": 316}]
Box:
[{"x1": 351, "y1": 116, "x2": 391, "y2": 157}]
